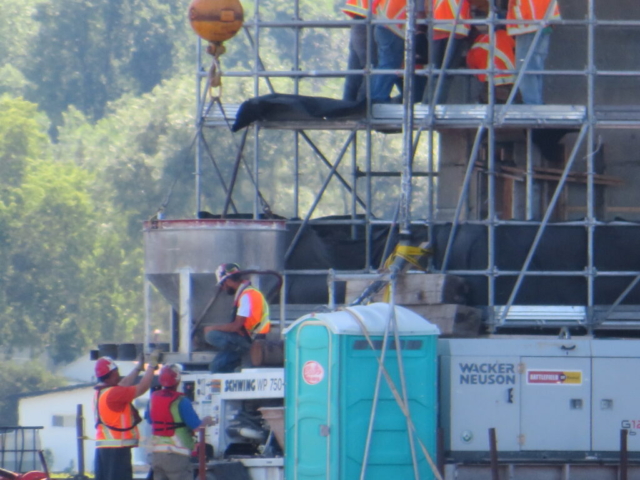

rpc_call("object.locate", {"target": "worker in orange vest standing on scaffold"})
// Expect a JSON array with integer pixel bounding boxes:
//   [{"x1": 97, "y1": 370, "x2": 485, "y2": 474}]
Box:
[
  {"x1": 507, "y1": 0, "x2": 560, "y2": 104},
  {"x1": 429, "y1": 0, "x2": 471, "y2": 103},
  {"x1": 342, "y1": 0, "x2": 377, "y2": 101},
  {"x1": 466, "y1": 28, "x2": 516, "y2": 103}
]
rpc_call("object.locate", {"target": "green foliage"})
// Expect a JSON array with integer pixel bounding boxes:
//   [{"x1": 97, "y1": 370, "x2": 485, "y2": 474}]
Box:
[
  {"x1": 56, "y1": 74, "x2": 197, "y2": 227},
  {"x1": 0, "y1": 0, "x2": 40, "y2": 97},
  {"x1": 24, "y1": 0, "x2": 192, "y2": 133},
  {"x1": 0, "y1": 95, "x2": 48, "y2": 199},
  {"x1": 0, "y1": 95, "x2": 149, "y2": 362},
  {"x1": 0, "y1": 360, "x2": 65, "y2": 425},
  {"x1": 1, "y1": 158, "x2": 98, "y2": 360}
]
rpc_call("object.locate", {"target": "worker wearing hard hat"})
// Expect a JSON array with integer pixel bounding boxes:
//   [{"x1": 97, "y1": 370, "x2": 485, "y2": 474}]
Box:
[
  {"x1": 507, "y1": 0, "x2": 560, "y2": 104},
  {"x1": 204, "y1": 263, "x2": 270, "y2": 373},
  {"x1": 93, "y1": 352, "x2": 161, "y2": 480},
  {"x1": 147, "y1": 364, "x2": 213, "y2": 480}
]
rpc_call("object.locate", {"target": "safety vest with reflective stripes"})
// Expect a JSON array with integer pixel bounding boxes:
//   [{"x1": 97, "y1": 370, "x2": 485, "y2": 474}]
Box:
[
  {"x1": 343, "y1": 0, "x2": 370, "y2": 19},
  {"x1": 236, "y1": 284, "x2": 270, "y2": 337},
  {"x1": 150, "y1": 389, "x2": 195, "y2": 456},
  {"x1": 466, "y1": 30, "x2": 516, "y2": 85},
  {"x1": 94, "y1": 386, "x2": 141, "y2": 448},
  {"x1": 373, "y1": 0, "x2": 407, "y2": 38},
  {"x1": 433, "y1": 0, "x2": 470, "y2": 37},
  {"x1": 507, "y1": 0, "x2": 560, "y2": 36}
]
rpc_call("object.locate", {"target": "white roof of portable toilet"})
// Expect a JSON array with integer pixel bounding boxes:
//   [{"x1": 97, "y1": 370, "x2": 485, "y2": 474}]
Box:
[{"x1": 284, "y1": 303, "x2": 440, "y2": 336}]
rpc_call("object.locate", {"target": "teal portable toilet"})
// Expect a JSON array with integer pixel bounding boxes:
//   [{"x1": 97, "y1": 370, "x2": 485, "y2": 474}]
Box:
[{"x1": 283, "y1": 303, "x2": 439, "y2": 480}]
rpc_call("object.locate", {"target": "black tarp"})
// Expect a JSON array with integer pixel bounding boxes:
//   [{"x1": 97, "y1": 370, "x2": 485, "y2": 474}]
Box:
[
  {"x1": 430, "y1": 223, "x2": 640, "y2": 306},
  {"x1": 232, "y1": 94, "x2": 366, "y2": 131},
  {"x1": 198, "y1": 213, "x2": 640, "y2": 306},
  {"x1": 285, "y1": 221, "x2": 640, "y2": 306},
  {"x1": 284, "y1": 216, "x2": 395, "y2": 304}
]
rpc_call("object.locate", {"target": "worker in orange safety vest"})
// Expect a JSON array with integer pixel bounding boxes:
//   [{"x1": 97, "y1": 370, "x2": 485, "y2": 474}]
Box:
[
  {"x1": 93, "y1": 352, "x2": 160, "y2": 480},
  {"x1": 466, "y1": 29, "x2": 516, "y2": 103},
  {"x1": 507, "y1": 0, "x2": 560, "y2": 104},
  {"x1": 428, "y1": 0, "x2": 471, "y2": 103},
  {"x1": 204, "y1": 263, "x2": 271, "y2": 373},
  {"x1": 342, "y1": 0, "x2": 377, "y2": 101}
]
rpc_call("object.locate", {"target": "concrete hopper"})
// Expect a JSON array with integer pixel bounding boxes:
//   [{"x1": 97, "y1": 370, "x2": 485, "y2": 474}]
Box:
[{"x1": 143, "y1": 218, "x2": 286, "y2": 356}]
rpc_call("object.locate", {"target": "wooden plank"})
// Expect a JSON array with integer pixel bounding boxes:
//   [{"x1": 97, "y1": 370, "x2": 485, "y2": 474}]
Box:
[
  {"x1": 345, "y1": 274, "x2": 468, "y2": 305},
  {"x1": 405, "y1": 304, "x2": 482, "y2": 338},
  {"x1": 605, "y1": 206, "x2": 640, "y2": 213},
  {"x1": 475, "y1": 162, "x2": 623, "y2": 186}
]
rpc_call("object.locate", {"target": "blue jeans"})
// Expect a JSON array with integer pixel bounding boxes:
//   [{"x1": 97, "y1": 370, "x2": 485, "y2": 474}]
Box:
[
  {"x1": 371, "y1": 26, "x2": 426, "y2": 103},
  {"x1": 371, "y1": 26, "x2": 404, "y2": 102},
  {"x1": 515, "y1": 30, "x2": 551, "y2": 105},
  {"x1": 343, "y1": 21, "x2": 377, "y2": 102},
  {"x1": 205, "y1": 330, "x2": 251, "y2": 373}
]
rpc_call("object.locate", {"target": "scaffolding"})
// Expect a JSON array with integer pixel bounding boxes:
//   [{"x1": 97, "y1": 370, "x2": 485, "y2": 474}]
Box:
[{"x1": 191, "y1": 0, "x2": 640, "y2": 333}]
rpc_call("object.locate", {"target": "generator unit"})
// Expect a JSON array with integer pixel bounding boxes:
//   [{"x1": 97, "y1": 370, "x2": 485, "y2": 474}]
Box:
[
  {"x1": 181, "y1": 368, "x2": 285, "y2": 480},
  {"x1": 439, "y1": 338, "x2": 640, "y2": 462}
]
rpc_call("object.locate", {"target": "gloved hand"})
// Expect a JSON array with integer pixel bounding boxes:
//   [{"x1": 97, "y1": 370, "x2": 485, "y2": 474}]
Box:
[
  {"x1": 148, "y1": 349, "x2": 163, "y2": 370},
  {"x1": 200, "y1": 416, "x2": 215, "y2": 428},
  {"x1": 136, "y1": 351, "x2": 145, "y2": 372}
]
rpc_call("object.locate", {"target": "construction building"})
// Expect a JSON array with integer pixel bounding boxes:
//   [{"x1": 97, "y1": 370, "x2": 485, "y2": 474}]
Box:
[{"x1": 142, "y1": 0, "x2": 640, "y2": 337}]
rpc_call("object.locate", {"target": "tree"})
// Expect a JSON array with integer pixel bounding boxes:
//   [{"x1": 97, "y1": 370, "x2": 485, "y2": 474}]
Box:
[
  {"x1": 0, "y1": 95, "x2": 141, "y2": 363},
  {"x1": 0, "y1": 0, "x2": 39, "y2": 97},
  {"x1": 25, "y1": 0, "x2": 192, "y2": 134},
  {"x1": 0, "y1": 361, "x2": 65, "y2": 426},
  {"x1": 1, "y1": 158, "x2": 98, "y2": 361}
]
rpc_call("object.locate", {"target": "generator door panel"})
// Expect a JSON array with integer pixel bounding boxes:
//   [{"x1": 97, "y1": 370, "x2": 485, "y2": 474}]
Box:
[
  {"x1": 444, "y1": 354, "x2": 520, "y2": 452},
  {"x1": 520, "y1": 356, "x2": 591, "y2": 451},
  {"x1": 592, "y1": 357, "x2": 640, "y2": 452}
]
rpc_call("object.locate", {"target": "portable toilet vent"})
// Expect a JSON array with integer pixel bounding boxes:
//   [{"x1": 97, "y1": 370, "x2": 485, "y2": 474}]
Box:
[{"x1": 284, "y1": 303, "x2": 440, "y2": 480}]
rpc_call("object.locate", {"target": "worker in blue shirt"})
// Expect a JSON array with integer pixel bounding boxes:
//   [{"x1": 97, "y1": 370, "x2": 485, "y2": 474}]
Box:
[{"x1": 146, "y1": 364, "x2": 213, "y2": 480}]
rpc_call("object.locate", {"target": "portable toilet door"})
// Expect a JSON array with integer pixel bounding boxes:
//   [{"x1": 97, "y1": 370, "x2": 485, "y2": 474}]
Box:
[
  {"x1": 284, "y1": 303, "x2": 440, "y2": 480},
  {"x1": 285, "y1": 314, "x2": 334, "y2": 480}
]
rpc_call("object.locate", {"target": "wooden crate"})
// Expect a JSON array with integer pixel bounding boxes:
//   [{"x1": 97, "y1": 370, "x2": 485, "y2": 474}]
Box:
[
  {"x1": 345, "y1": 274, "x2": 468, "y2": 305},
  {"x1": 405, "y1": 304, "x2": 482, "y2": 338}
]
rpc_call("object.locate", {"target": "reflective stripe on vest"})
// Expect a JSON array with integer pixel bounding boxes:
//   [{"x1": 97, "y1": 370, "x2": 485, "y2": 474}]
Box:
[
  {"x1": 237, "y1": 286, "x2": 270, "y2": 338},
  {"x1": 374, "y1": 0, "x2": 407, "y2": 38},
  {"x1": 507, "y1": 0, "x2": 560, "y2": 36},
  {"x1": 433, "y1": 0, "x2": 470, "y2": 37},
  {"x1": 466, "y1": 31, "x2": 516, "y2": 85},
  {"x1": 94, "y1": 387, "x2": 140, "y2": 448},
  {"x1": 343, "y1": 0, "x2": 370, "y2": 19}
]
